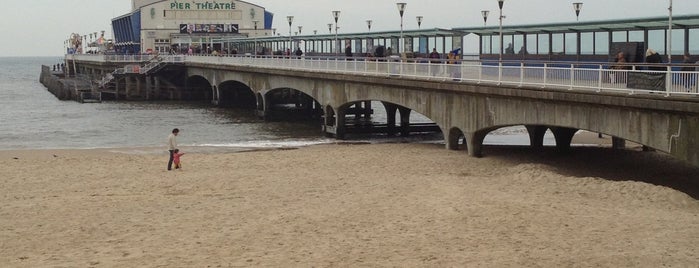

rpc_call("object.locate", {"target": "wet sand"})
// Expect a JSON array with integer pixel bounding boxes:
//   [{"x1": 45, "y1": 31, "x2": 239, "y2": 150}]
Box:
[{"x1": 1, "y1": 133, "x2": 698, "y2": 267}]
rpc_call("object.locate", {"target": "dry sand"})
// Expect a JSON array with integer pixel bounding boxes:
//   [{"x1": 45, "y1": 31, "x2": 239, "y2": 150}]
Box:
[{"x1": 1, "y1": 134, "x2": 698, "y2": 267}]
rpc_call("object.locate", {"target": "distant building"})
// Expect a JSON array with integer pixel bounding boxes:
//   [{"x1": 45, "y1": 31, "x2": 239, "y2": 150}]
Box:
[{"x1": 112, "y1": 0, "x2": 274, "y2": 54}]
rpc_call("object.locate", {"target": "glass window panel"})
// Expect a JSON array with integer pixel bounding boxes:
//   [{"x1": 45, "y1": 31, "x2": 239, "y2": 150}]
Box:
[
  {"x1": 538, "y1": 34, "x2": 549, "y2": 54},
  {"x1": 581, "y1": 32, "x2": 594, "y2": 55},
  {"x1": 565, "y1": 33, "x2": 577, "y2": 55},
  {"x1": 612, "y1": 31, "x2": 627, "y2": 42},
  {"x1": 482, "y1": 36, "x2": 491, "y2": 54},
  {"x1": 527, "y1": 34, "x2": 537, "y2": 54},
  {"x1": 690, "y1": 29, "x2": 699, "y2": 55},
  {"x1": 629, "y1": 30, "x2": 644, "y2": 42},
  {"x1": 492, "y1": 35, "x2": 501, "y2": 54},
  {"x1": 648, "y1": 30, "x2": 665, "y2": 54},
  {"x1": 552, "y1": 33, "x2": 564, "y2": 54},
  {"x1": 670, "y1": 29, "x2": 684, "y2": 56},
  {"x1": 513, "y1": 34, "x2": 524, "y2": 54}
]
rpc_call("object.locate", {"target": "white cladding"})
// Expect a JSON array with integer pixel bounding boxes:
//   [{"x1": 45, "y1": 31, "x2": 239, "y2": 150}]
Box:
[{"x1": 135, "y1": 0, "x2": 269, "y2": 52}]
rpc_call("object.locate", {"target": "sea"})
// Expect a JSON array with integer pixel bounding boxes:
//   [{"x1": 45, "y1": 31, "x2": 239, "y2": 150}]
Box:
[{"x1": 0, "y1": 56, "x2": 553, "y2": 152}]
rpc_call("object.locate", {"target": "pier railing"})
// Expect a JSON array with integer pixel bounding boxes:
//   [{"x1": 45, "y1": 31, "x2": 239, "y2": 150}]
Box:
[
  {"x1": 69, "y1": 54, "x2": 699, "y2": 97},
  {"x1": 184, "y1": 55, "x2": 699, "y2": 97}
]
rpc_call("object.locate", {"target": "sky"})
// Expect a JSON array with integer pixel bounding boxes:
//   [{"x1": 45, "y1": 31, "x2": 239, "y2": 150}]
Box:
[{"x1": 0, "y1": 0, "x2": 696, "y2": 57}]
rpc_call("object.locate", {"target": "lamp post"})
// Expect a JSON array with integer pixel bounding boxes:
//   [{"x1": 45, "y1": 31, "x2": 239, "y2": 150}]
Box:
[
  {"x1": 328, "y1": 23, "x2": 333, "y2": 34},
  {"x1": 416, "y1": 16, "x2": 423, "y2": 29},
  {"x1": 253, "y1": 20, "x2": 259, "y2": 55},
  {"x1": 332, "y1": 10, "x2": 341, "y2": 55},
  {"x1": 497, "y1": 0, "x2": 505, "y2": 62},
  {"x1": 573, "y1": 2, "x2": 583, "y2": 21},
  {"x1": 366, "y1": 20, "x2": 372, "y2": 31},
  {"x1": 287, "y1": 16, "x2": 294, "y2": 51},
  {"x1": 314, "y1": 30, "x2": 317, "y2": 35},
  {"x1": 298, "y1": 26, "x2": 303, "y2": 35},
  {"x1": 668, "y1": 0, "x2": 673, "y2": 63},
  {"x1": 481, "y1": 10, "x2": 490, "y2": 27},
  {"x1": 396, "y1": 3, "x2": 407, "y2": 55},
  {"x1": 272, "y1": 28, "x2": 276, "y2": 35}
]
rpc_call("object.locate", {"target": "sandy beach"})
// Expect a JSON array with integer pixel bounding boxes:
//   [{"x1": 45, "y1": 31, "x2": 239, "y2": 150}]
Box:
[{"x1": 1, "y1": 134, "x2": 698, "y2": 267}]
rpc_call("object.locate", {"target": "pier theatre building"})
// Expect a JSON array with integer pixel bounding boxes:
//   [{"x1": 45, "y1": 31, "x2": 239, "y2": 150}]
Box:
[{"x1": 112, "y1": 0, "x2": 274, "y2": 54}]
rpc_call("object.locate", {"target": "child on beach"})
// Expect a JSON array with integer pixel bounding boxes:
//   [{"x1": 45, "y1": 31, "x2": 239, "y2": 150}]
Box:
[{"x1": 173, "y1": 149, "x2": 185, "y2": 170}]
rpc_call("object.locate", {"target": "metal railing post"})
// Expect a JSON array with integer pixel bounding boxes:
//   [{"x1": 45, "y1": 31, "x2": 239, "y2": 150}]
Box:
[
  {"x1": 569, "y1": 64, "x2": 575, "y2": 90},
  {"x1": 666, "y1": 66, "x2": 672, "y2": 96},
  {"x1": 519, "y1": 62, "x2": 524, "y2": 87},
  {"x1": 543, "y1": 63, "x2": 548, "y2": 88},
  {"x1": 478, "y1": 62, "x2": 482, "y2": 83},
  {"x1": 498, "y1": 62, "x2": 503, "y2": 85},
  {"x1": 597, "y1": 64, "x2": 603, "y2": 92}
]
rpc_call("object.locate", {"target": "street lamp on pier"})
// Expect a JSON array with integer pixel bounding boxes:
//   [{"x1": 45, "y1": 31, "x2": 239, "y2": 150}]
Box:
[
  {"x1": 416, "y1": 16, "x2": 423, "y2": 29},
  {"x1": 332, "y1": 10, "x2": 341, "y2": 55},
  {"x1": 253, "y1": 20, "x2": 259, "y2": 55},
  {"x1": 573, "y1": 2, "x2": 583, "y2": 21},
  {"x1": 497, "y1": 0, "x2": 505, "y2": 62},
  {"x1": 396, "y1": 3, "x2": 407, "y2": 55},
  {"x1": 668, "y1": 0, "x2": 673, "y2": 63},
  {"x1": 481, "y1": 10, "x2": 490, "y2": 27},
  {"x1": 366, "y1": 20, "x2": 372, "y2": 31},
  {"x1": 287, "y1": 16, "x2": 294, "y2": 51},
  {"x1": 298, "y1": 26, "x2": 303, "y2": 35}
]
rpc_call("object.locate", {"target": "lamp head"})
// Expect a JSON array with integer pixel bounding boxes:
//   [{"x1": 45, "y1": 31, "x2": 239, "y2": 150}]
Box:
[
  {"x1": 332, "y1": 10, "x2": 341, "y2": 23},
  {"x1": 396, "y1": 3, "x2": 407, "y2": 17},
  {"x1": 573, "y1": 2, "x2": 583, "y2": 20},
  {"x1": 287, "y1": 16, "x2": 294, "y2": 26},
  {"x1": 498, "y1": 0, "x2": 504, "y2": 10}
]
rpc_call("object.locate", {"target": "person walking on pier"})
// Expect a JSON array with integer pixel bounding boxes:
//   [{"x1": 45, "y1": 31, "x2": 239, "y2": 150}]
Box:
[{"x1": 167, "y1": 128, "x2": 180, "y2": 170}]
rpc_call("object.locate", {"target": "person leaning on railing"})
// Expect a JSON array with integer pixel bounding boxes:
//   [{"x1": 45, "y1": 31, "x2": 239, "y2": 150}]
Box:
[{"x1": 610, "y1": 52, "x2": 630, "y2": 84}]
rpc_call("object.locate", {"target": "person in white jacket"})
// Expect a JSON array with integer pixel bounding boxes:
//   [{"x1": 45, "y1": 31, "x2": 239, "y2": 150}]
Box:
[{"x1": 167, "y1": 128, "x2": 180, "y2": 170}]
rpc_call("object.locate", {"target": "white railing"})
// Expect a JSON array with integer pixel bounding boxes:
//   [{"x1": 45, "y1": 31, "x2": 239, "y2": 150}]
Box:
[
  {"x1": 69, "y1": 54, "x2": 699, "y2": 97},
  {"x1": 67, "y1": 54, "x2": 156, "y2": 63},
  {"x1": 184, "y1": 55, "x2": 699, "y2": 97}
]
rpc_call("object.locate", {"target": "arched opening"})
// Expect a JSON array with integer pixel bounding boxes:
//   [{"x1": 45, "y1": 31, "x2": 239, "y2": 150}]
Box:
[
  {"x1": 218, "y1": 80, "x2": 256, "y2": 109},
  {"x1": 264, "y1": 88, "x2": 322, "y2": 121},
  {"x1": 330, "y1": 100, "x2": 441, "y2": 140},
  {"x1": 183, "y1": 75, "x2": 212, "y2": 101},
  {"x1": 325, "y1": 105, "x2": 336, "y2": 127}
]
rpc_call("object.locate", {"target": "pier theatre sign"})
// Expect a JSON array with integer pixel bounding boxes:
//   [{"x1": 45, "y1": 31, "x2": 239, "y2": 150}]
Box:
[{"x1": 170, "y1": 1, "x2": 236, "y2": 10}]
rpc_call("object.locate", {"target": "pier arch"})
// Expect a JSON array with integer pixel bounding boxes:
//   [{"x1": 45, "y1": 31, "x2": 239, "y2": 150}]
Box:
[
  {"x1": 183, "y1": 75, "x2": 212, "y2": 101},
  {"x1": 217, "y1": 80, "x2": 256, "y2": 108},
  {"x1": 263, "y1": 87, "x2": 322, "y2": 121}
]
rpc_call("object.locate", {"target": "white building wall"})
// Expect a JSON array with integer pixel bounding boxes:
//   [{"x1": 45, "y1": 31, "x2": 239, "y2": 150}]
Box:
[{"x1": 137, "y1": 0, "x2": 269, "y2": 52}]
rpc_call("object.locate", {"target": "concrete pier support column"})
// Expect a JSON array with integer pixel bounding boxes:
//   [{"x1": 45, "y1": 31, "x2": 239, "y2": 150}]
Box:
[
  {"x1": 335, "y1": 109, "x2": 347, "y2": 140},
  {"x1": 125, "y1": 76, "x2": 132, "y2": 99},
  {"x1": 363, "y1": 101, "x2": 373, "y2": 118},
  {"x1": 114, "y1": 79, "x2": 120, "y2": 101},
  {"x1": 612, "y1": 137, "x2": 626, "y2": 149},
  {"x1": 211, "y1": 86, "x2": 219, "y2": 105},
  {"x1": 525, "y1": 125, "x2": 548, "y2": 148},
  {"x1": 551, "y1": 127, "x2": 578, "y2": 151},
  {"x1": 145, "y1": 76, "x2": 152, "y2": 100},
  {"x1": 383, "y1": 102, "x2": 398, "y2": 136},
  {"x1": 465, "y1": 130, "x2": 488, "y2": 157},
  {"x1": 446, "y1": 128, "x2": 465, "y2": 151},
  {"x1": 154, "y1": 77, "x2": 161, "y2": 99},
  {"x1": 255, "y1": 93, "x2": 267, "y2": 119},
  {"x1": 398, "y1": 107, "x2": 411, "y2": 136},
  {"x1": 136, "y1": 76, "x2": 142, "y2": 98}
]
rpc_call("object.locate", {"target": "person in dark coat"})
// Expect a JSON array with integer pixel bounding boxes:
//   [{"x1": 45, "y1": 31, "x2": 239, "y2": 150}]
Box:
[{"x1": 645, "y1": 48, "x2": 664, "y2": 71}]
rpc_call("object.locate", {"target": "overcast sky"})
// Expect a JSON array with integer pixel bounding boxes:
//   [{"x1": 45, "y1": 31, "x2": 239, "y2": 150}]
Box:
[{"x1": 0, "y1": 0, "x2": 695, "y2": 57}]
